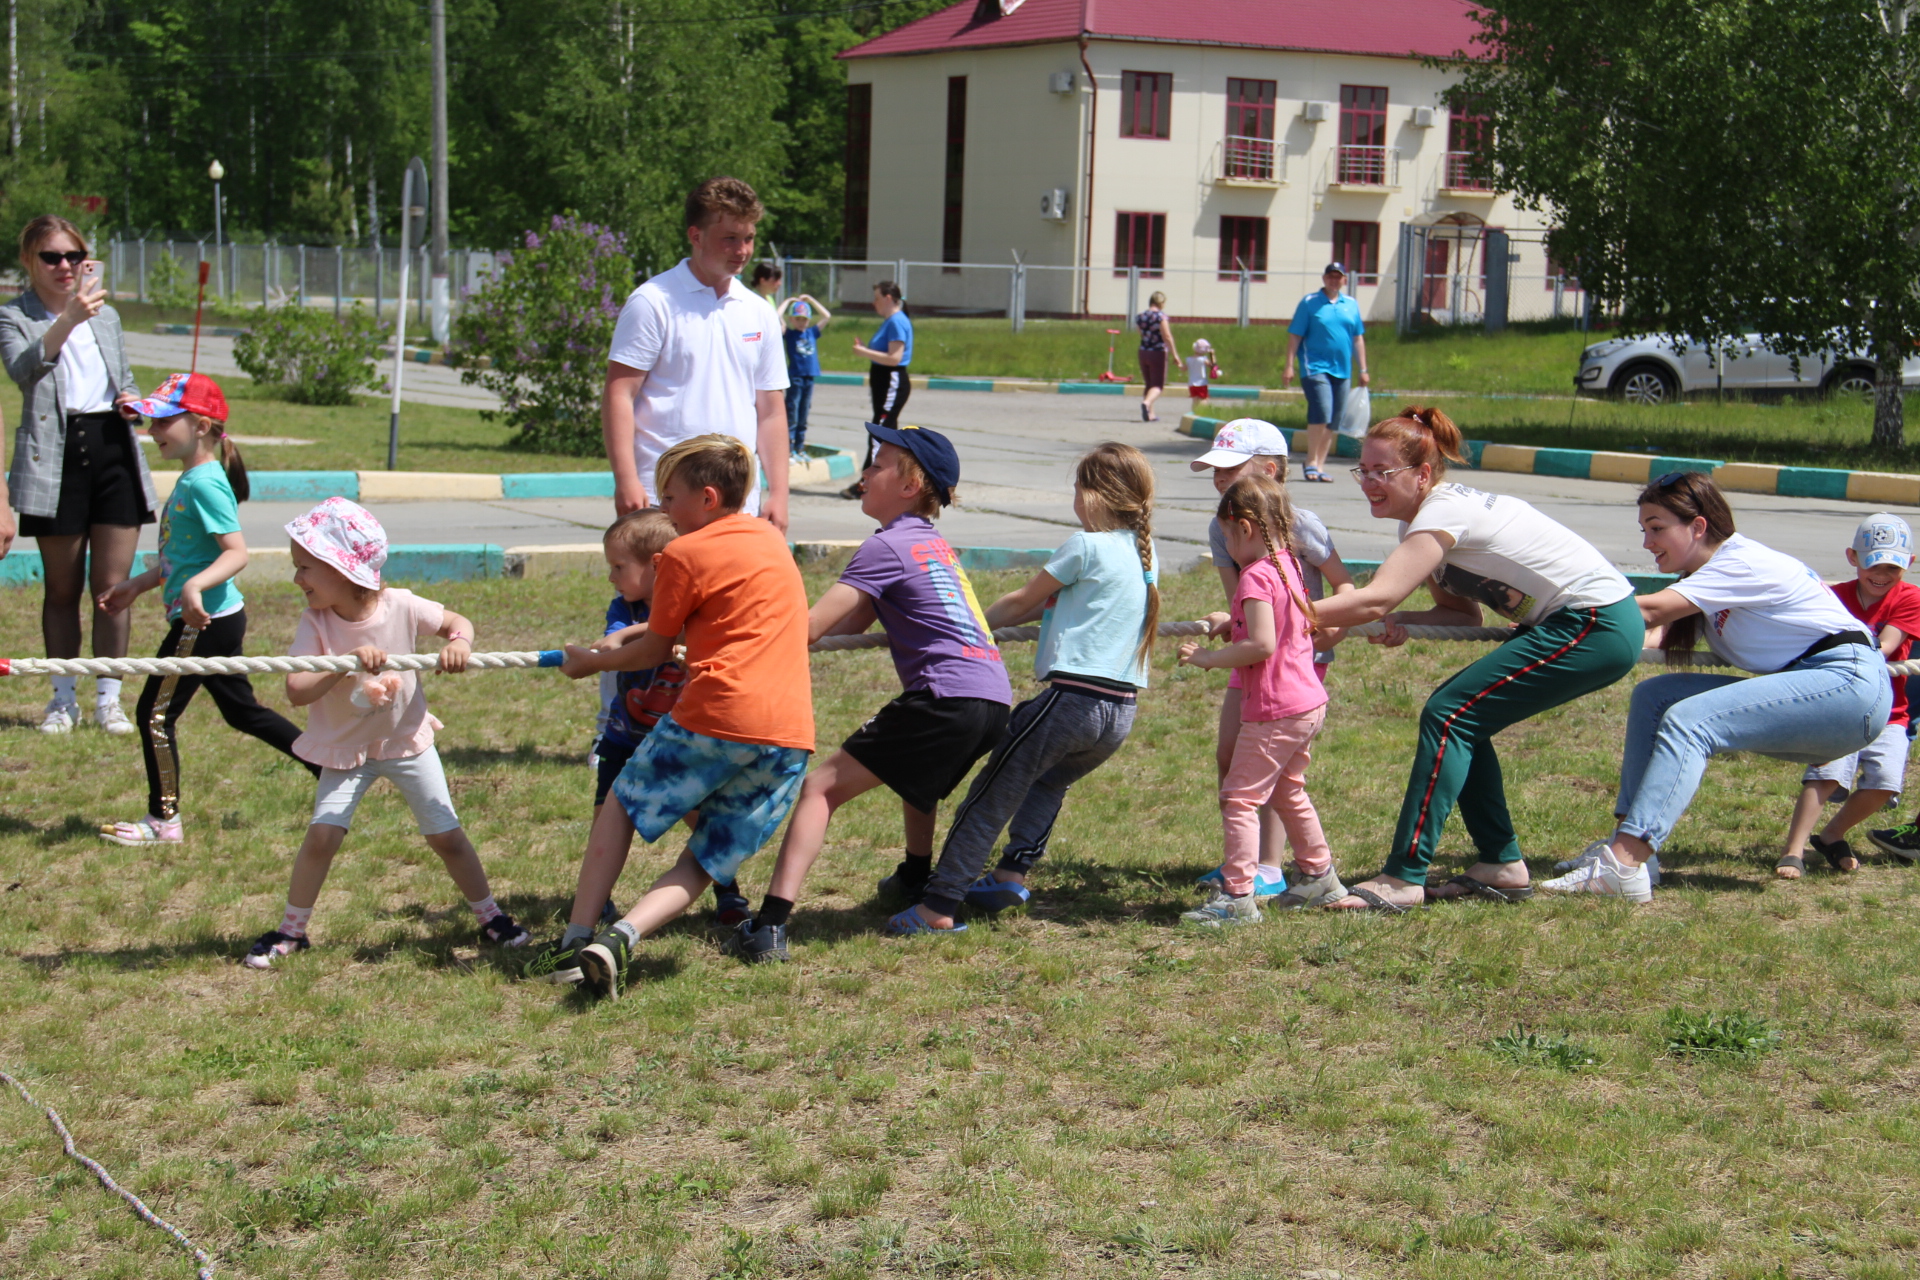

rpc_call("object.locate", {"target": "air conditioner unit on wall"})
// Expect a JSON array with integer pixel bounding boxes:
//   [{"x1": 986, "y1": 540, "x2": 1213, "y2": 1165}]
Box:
[
  {"x1": 1301, "y1": 101, "x2": 1332, "y2": 122},
  {"x1": 1049, "y1": 71, "x2": 1075, "y2": 94},
  {"x1": 1411, "y1": 106, "x2": 1436, "y2": 127},
  {"x1": 1040, "y1": 189, "x2": 1070, "y2": 221}
]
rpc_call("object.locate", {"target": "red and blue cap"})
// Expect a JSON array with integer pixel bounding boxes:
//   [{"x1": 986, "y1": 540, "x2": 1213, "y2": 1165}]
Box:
[
  {"x1": 864, "y1": 421, "x2": 959, "y2": 505},
  {"x1": 126, "y1": 372, "x2": 229, "y2": 423}
]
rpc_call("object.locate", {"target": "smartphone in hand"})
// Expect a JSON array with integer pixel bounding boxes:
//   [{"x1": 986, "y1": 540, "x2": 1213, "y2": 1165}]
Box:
[{"x1": 79, "y1": 260, "x2": 102, "y2": 288}]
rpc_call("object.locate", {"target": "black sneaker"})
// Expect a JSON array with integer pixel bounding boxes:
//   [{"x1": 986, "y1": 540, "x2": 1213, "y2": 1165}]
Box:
[
  {"x1": 243, "y1": 930, "x2": 309, "y2": 971},
  {"x1": 877, "y1": 859, "x2": 930, "y2": 901},
  {"x1": 599, "y1": 898, "x2": 621, "y2": 926},
  {"x1": 480, "y1": 912, "x2": 532, "y2": 948},
  {"x1": 712, "y1": 883, "x2": 751, "y2": 929},
  {"x1": 520, "y1": 936, "x2": 586, "y2": 984},
  {"x1": 1868, "y1": 824, "x2": 1920, "y2": 865},
  {"x1": 578, "y1": 927, "x2": 632, "y2": 1001},
  {"x1": 734, "y1": 918, "x2": 789, "y2": 965}
]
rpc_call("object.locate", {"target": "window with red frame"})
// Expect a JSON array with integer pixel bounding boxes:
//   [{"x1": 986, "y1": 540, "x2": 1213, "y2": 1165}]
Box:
[
  {"x1": 1338, "y1": 84, "x2": 1388, "y2": 184},
  {"x1": 1121, "y1": 71, "x2": 1172, "y2": 139},
  {"x1": 1331, "y1": 221, "x2": 1379, "y2": 285},
  {"x1": 1446, "y1": 103, "x2": 1491, "y2": 190},
  {"x1": 942, "y1": 77, "x2": 967, "y2": 269},
  {"x1": 1114, "y1": 212, "x2": 1166, "y2": 277},
  {"x1": 1224, "y1": 78, "x2": 1277, "y2": 180},
  {"x1": 1217, "y1": 216, "x2": 1269, "y2": 281},
  {"x1": 842, "y1": 83, "x2": 872, "y2": 258}
]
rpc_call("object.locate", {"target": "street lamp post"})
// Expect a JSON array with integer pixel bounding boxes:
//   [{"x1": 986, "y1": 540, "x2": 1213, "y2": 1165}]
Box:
[{"x1": 208, "y1": 159, "x2": 225, "y2": 299}]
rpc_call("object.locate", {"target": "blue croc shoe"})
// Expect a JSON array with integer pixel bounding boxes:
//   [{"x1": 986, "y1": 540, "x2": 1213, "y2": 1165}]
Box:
[
  {"x1": 963, "y1": 875, "x2": 1031, "y2": 913},
  {"x1": 884, "y1": 908, "x2": 968, "y2": 936},
  {"x1": 1194, "y1": 865, "x2": 1288, "y2": 898}
]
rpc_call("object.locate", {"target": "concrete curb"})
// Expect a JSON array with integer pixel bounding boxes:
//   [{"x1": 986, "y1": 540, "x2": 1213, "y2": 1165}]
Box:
[
  {"x1": 141, "y1": 447, "x2": 859, "y2": 506},
  {"x1": 1178, "y1": 413, "x2": 1911, "y2": 505}
]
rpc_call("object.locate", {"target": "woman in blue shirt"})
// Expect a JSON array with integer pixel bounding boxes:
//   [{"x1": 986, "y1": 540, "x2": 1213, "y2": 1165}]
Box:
[{"x1": 844, "y1": 280, "x2": 914, "y2": 498}]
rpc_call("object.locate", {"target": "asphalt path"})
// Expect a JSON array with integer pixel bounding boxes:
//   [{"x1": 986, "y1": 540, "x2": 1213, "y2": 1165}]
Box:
[{"x1": 115, "y1": 352, "x2": 1873, "y2": 579}]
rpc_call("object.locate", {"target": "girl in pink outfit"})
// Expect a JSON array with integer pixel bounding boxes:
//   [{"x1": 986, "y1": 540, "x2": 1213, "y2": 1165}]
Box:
[
  {"x1": 243, "y1": 497, "x2": 530, "y2": 969},
  {"x1": 1177, "y1": 474, "x2": 1349, "y2": 925}
]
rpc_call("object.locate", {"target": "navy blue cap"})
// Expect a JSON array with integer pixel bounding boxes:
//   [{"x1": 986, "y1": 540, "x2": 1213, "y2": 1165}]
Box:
[
  {"x1": 1323, "y1": 262, "x2": 1348, "y2": 277},
  {"x1": 864, "y1": 421, "x2": 959, "y2": 505}
]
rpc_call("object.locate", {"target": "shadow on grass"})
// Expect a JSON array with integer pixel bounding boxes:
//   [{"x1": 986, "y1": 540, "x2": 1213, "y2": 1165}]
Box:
[{"x1": 438, "y1": 744, "x2": 587, "y2": 770}]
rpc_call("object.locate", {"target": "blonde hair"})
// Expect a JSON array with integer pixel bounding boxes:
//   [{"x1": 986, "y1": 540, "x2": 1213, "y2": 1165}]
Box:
[
  {"x1": 654, "y1": 433, "x2": 752, "y2": 510},
  {"x1": 894, "y1": 448, "x2": 950, "y2": 518},
  {"x1": 18, "y1": 214, "x2": 88, "y2": 261},
  {"x1": 604, "y1": 508, "x2": 677, "y2": 559},
  {"x1": 1216, "y1": 474, "x2": 1318, "y2": 634},
  {"x1": 1074, "y1": 442, "x2": 1160, "y2": 667}
]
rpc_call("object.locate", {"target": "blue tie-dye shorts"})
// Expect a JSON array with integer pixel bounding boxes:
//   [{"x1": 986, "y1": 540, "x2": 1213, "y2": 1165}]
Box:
[{"x1": 609, "y1": 713, "x2": 811, "y2": 884}]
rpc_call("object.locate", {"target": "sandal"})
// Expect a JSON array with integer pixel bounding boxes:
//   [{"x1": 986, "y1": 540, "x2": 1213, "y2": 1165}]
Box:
[
  {"x1": 883, "y1": 908, "x2": 967, "y2": 936},
  {"x1": 1331, "y1": 885, "x2": 1411, "y2": 914},
  {"x1": 962, "y1": 874, "x2": 1030, "y2": 913},
  {"x1": 1809, "y1": 834, "x2": 1859, "y2": 873},
  {"x1": 1426, "y1": 874, "x2": 1533, "y2": 904},
  {"x1": 1774, "y1": 851, "x2": 1806, "y2": 880},
  {"x1": 1301, "y1": 466, "x2": 1333, "y2": 483}
]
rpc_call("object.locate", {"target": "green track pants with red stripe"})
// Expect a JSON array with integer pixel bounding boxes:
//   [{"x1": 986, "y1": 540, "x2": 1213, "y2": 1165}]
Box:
[{"x1": 1380, "y1": 596, "x2": 1642, "y2": 886}]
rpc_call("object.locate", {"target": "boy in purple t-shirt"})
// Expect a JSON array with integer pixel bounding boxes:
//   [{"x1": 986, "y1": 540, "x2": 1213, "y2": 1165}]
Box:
[{"x1": 736, "y1": 423, "x2": 1012, "y2": 963}]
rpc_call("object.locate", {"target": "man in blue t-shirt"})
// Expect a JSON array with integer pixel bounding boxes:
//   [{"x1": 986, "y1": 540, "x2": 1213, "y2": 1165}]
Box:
[{"x1": 1283, "y1": 263, "x2": 1370, "y2": 484}]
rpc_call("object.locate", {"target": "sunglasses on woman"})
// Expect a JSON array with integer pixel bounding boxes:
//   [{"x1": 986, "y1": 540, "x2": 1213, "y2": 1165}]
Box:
[{"x1": 37, "y1": 250, "x2": 85, "y2": 266}]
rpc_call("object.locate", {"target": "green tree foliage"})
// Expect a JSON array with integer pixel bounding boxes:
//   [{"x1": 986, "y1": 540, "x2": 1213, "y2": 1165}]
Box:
[
  {"x1": 1449, "y1": 1, "x2": 1920, "y2": 446},
  {"x1": 232, "y1": 302, "x2": 389, "y2": 404}
]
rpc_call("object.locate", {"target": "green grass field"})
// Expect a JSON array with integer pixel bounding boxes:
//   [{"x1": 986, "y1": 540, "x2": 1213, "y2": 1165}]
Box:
[{"x1": 3, "y1": 564, "x2": 1918, "y2": 1279}]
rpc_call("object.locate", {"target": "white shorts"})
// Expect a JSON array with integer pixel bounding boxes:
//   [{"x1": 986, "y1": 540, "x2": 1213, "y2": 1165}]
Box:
[
  {"x1": 1803, "y1": 721, "x2": 1912, "y2": 801},
  {"x1": 311, "y1": 747, "x2": 462, "y2": 835}
]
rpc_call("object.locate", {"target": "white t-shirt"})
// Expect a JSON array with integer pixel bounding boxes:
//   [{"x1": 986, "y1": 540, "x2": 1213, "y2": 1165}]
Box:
[
  {"x1": 1185, "y1": 355, "x2": 1212, "y2": 386},
  {"x1": 1670, "y1": 534, "x2": 1864, "y2": 672},
  {"x1": 1401, "y1": 483, "x2": 1632, "y2": 625},
  {"x1": 56, "y1": 320, "x2": 113, "y2": 413},
  {"x1": 607, "y1": 259, "x2": 789, "y2": 516}
]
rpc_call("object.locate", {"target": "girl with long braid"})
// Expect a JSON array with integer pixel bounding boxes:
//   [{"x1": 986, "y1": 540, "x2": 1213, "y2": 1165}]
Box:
[
  {"x1": 891, "y1": 442, "x2": 1159, "y2": 933},
  {"x1": 1177, "y1": 474, "x2": 1348, "y2": 924}
]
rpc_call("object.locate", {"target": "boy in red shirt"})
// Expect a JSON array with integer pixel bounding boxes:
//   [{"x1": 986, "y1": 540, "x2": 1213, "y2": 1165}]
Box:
[{"x1": 1781, "y1": 514, "x2": 1920, "y2": 875}]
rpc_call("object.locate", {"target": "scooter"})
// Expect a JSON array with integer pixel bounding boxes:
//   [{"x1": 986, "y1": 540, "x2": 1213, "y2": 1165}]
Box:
[{"x1": 1097, "y1": 329, "x2": 1127, "y2": 382}]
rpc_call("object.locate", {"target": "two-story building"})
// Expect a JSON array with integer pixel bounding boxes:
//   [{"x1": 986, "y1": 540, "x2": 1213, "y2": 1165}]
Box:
[{"x1": 837, "y1": 0, "x2": 1571, "y2": 323}]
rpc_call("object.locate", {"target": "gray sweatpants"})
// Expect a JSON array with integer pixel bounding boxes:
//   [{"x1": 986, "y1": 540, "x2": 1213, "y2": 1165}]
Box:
[{"x1": 923, "y1": 684, "x2": 1137, "y2": 918}]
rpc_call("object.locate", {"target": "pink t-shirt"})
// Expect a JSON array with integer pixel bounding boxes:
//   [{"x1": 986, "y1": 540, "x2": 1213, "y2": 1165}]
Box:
[
  {"x1": 1233, "y1": 557, "x2": 1329, "y2": 722},
  {"x1": 289, "y1": 588, "x2": 448, "y2": 769}
]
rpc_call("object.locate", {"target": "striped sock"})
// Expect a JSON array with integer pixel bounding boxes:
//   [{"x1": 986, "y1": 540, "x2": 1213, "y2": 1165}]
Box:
[{"x1": 279, "y1": 903, "x2": 314, "y2": 938}]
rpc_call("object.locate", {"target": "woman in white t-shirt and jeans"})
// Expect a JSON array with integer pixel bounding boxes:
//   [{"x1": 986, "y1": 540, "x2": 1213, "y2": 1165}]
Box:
[
  {"x1": 1310, "y1": 406, "x2": 1644, "y2": 912},
  {"x1": 1542, "y1": 471, "x2": 1892, "y2": 901}
]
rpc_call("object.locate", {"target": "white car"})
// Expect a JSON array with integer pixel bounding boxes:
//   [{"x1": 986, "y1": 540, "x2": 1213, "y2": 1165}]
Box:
[{"x1": 1574, "y1": 333, "x2": 1920, "y2": 405}]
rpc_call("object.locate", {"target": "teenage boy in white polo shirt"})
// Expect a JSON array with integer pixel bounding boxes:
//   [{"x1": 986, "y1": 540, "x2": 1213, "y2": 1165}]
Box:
[{"x1": 602, "y1": 176, "x2": 792, "y2": 530}]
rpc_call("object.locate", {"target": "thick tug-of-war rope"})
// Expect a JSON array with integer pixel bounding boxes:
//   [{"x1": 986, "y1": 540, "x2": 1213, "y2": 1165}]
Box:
[
  {"x1": 2, "y1": 626, "x2": 1913, "y2": 676},
  {"x1": 0, "y1": 1068, "x2": 215, "y2": 1279}
]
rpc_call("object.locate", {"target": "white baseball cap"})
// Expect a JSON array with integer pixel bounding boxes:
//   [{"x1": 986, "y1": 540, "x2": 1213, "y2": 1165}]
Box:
[
  {"x1": 1189, "y1": 418, "x2": 1289, "y2": 471},
  {"x1": 1853, "y1": 512, "x2": 1914, "y2": 570}
]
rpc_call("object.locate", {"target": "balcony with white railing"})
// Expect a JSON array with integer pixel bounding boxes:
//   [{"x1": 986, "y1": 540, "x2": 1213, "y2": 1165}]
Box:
[
  {"x1": 1216, "y1": 134, "x2": 1286, "y2": 186},
  {"x1": 1442, "y1": 151, "x2": 1495, "y2": 194},
  {"x1": 1333, "y1": 145, "x2": 1399, "y2": 189}
]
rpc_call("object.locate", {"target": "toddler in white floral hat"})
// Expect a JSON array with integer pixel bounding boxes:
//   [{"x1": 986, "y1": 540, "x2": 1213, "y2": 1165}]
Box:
[{"x1": 243, "y1": 497, "x2": 531, "y2": 969}]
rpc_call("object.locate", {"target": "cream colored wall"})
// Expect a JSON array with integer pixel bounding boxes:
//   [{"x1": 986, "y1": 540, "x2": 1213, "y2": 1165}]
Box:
[{"x1": 849, "y1": 39, "x2": 1556, "y2": 322}]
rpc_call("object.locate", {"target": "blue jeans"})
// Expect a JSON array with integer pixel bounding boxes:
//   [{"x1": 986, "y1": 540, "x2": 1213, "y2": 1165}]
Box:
[
  {"x1": 785, "y1": 376, "x2": 815, "y2": 453},
  {"x1": 1615, "y1": 646, "x2": 1892, "y2": 850},
  {"x1": 1300, "y1": 372, "x2": 1348, "y2": 427}
]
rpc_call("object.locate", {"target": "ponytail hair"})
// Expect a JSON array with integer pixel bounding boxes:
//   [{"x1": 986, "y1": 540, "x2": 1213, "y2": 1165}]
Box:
[
  {"x1": 1367, "y1": 404, "x2": 1468, "y2": 477},
  {"x1": 1217, "y1": 474, "x2": 1318, "y2": 634},
  {"x1": 1073, "y1": 441, "x2": 1160, "y2": 668},
  {"x1": 218, "y1": 428, "x2": 250, "y2": 503}
]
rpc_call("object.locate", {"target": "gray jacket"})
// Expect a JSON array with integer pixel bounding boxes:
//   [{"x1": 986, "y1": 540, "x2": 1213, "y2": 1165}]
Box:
[{"x1": 2, "y1": 291, "x2": 152, "y2": 519}]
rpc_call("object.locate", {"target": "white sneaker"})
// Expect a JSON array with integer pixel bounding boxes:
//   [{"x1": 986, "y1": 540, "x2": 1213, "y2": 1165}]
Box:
[
  {"x1": 1274, "y1": 865, "x2": 1350, "y2": 909},
  {"x1": 1540, "y1": 844, "x2": 1653, "y2": 903},
  {"x1": 96, "y1": 700, "x2": 135, "y2": 735},
  {"x1": 1552, "y1": 840, "x2": 1661, "y2": 886},
  {"x1": 1181, "y1": 890, "x2": 1263, "y2": 928},
  {"x1": 38, "y1": 700, "x2": 79, "y2": 734}
]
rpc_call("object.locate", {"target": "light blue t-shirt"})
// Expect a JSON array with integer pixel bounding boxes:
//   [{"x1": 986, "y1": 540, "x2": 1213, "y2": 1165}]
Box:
[
  {"x1": 159, "y1": 461, "x2": 243, "y2": 620},
  {"x1": 1288, "y1": 291, "x2": 1365, "y2": 379},
  {"x1": 871, "y1": 310, "x2": 913, "y2": 368},
  {"x1": 1035, "y1": 529, "x2": 1159, "y2": 688}
]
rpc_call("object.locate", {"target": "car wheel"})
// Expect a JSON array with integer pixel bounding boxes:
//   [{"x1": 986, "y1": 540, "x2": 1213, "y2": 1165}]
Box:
[
  {"x1": 1826, "y1": 365, "x2": 1877, "y2": 400},
  {"x1": 1612, "y1": 362, "x2": 1678, "y2": 406}
]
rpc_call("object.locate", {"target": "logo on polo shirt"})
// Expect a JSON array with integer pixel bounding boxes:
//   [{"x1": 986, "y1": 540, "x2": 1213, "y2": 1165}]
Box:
[{"x1": 742, "y1": 331, "x2": 762, "y2": 342}]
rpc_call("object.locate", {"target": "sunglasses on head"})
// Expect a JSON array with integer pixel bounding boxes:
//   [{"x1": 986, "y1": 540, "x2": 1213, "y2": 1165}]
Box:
[
  {"x1": 37, "y1": 250, "x2": 85, "y2": 266},
  {"x1": 1651, "y1": 470, "x2": 1693, "y2": 489}
]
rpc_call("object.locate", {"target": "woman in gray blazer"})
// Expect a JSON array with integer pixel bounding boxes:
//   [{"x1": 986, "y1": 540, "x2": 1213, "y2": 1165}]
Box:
[{"x1": 0, "y1": 214, "x2": 151, "y2": 735}]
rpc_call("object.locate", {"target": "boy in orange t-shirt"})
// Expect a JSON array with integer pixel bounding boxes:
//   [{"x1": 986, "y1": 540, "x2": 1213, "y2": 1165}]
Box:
[{"x1": 545, "y1": 434, "x2": 815, "y2": 1001}]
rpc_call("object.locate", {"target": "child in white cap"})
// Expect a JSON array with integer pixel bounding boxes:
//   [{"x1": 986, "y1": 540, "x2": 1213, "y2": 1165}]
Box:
[
  {"x1": 1781, "y1": 512, "x2": 1920, "y2": 874},
  {"x1": 243, "y1": 496, "x2": 530, "y2": 968},
  {"x1": 1189, "y1": 418, "x2": 1357, "y2": 904}
]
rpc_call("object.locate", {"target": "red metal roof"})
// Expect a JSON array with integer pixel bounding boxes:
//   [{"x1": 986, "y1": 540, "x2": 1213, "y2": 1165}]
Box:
[{"x1": 840, "y1": 0, "x2": 1483, "y2": 61}]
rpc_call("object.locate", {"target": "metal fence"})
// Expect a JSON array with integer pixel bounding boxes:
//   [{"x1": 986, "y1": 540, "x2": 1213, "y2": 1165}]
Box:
[
  {"x1": 1393, "y1": 225, "x2": 1592, "y2": 334},
  {"x1": 101, "y1": 238, "x2": 502, "y2": 324}
]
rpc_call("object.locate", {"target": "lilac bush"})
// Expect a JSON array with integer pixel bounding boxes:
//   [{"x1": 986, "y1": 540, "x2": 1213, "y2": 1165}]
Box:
[{"x1": 453, "y1": 214, "x2": 635, "y2": 455}]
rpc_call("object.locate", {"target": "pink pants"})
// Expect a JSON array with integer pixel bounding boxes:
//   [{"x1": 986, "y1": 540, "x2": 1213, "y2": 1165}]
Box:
[{"x1": 1220, "y1": 706, "x2": 1331, "y2": 895}]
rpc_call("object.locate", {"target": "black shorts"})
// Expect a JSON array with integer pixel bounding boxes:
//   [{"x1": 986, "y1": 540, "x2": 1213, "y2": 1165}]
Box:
[
  {"x1": 868, "y1": 365, "x2": 911, "y2": 429},
  {"x1": 17, "y1": 412, "x2": 154, "y2": 537},
  {"x1": 594, "y1": 738, "x2": 639, "y2": 807},
  {"x1": 841, "y1": 692, "x2": 1010, "y2": 814}
]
